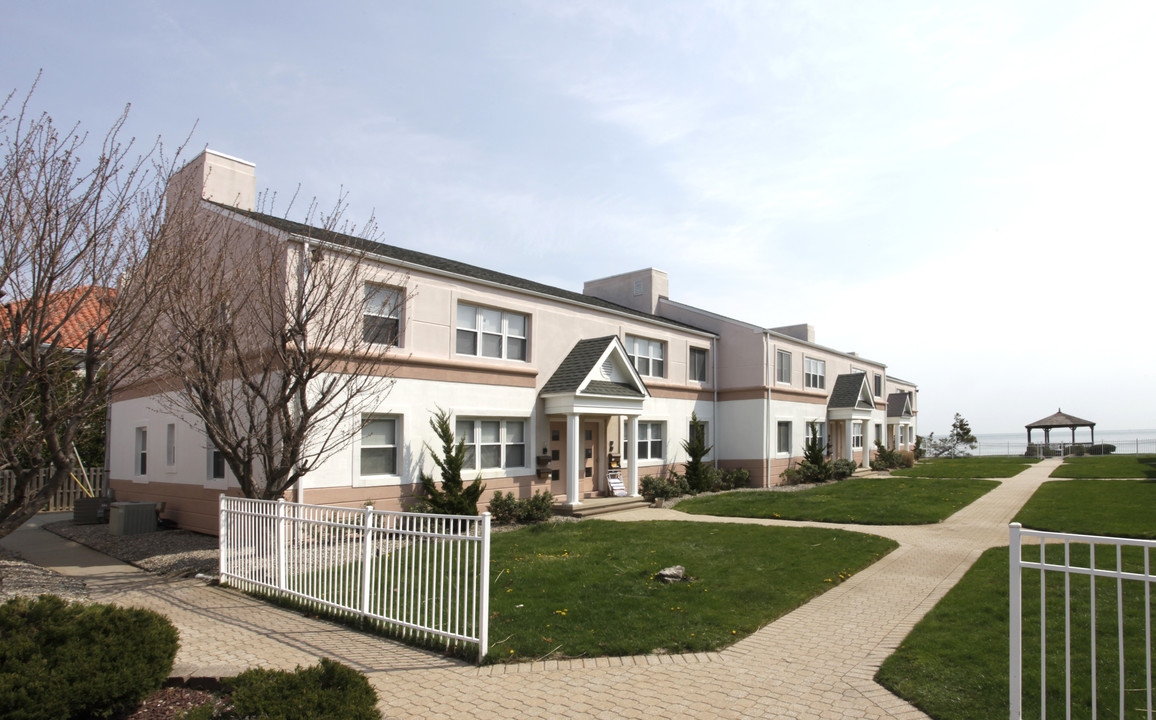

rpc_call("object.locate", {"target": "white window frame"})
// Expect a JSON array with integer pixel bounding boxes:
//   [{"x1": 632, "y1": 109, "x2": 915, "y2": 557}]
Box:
[
  {"x1": 874, "y1": 423, "x2": 882, "y2": 446},
  {"x1": 776, "y1": 350, "x2": 792, "y2": 384},
  {"x1": 873, "y1": 373, "x2": 882, "y2": 398},
  {"x1": 804, "y1": 357, "x2": 826, "y2": 389},
  {"x1": 689, "y1": 347, "x2": 708, "y2": 383},
  {"x1": 358, "y1": 415, "x2": 401, "y2": 483},
  {"x1": 852, "y1": 422, "x2": 864, "y2": 449},
  {"x1": 456, "y1": 303, "x2": 528, "y2": 361},
  {"x1": 777, "y1": 421, "x2": 792, "y2": 455},
  {"x1": 364, "y1": 283, "x2": 402, "y2": 347},
  {"x1": 807, "y1": 421, "x2": 828, "y2": 454},
  {"x1": 134, "y1": 427, "x2": 148, "y2": 477},
  {"x1": 455, "y1": 418, "x2": 528, "y2": 473},
  {"x1": 165, "y1": 423, "x2": 176, "y2": 468},
  {"x1": 626, "y1": 336, "x2": 665, "y2": 378},
  {"x1": 632, "y1": 421, "x2": 664, "y2": 461},
  {"x1": 207, "y1": 440, "x2": 226, "y2": 481}
]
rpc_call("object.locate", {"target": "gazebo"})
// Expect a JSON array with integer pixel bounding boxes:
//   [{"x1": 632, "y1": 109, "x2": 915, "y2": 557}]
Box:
[{"x1": 1026, "y1": 409, "x2": 1096, "y2": 445}]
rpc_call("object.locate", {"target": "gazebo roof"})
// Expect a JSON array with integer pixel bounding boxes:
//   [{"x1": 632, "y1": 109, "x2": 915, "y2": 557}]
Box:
[{"x1": 1026, "y1": 409, "x2": 1095, "y2": 429}]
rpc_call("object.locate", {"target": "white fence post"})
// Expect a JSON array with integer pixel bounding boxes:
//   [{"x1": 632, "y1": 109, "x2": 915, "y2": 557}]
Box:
[
  {"x1": 219, "y1": 495, "x2": 229, "y2": 579},
  {"x1": 478, "y1": 511, "x2": 491, "y2": 663},
  {"x1": 275, "y1": 498, "x2": 287, "y2": 592},
  {"x1": 360, "y1": 504, "x2": 375, "y2": 615},
  {"x1": 1010, "y1": 523, "x2": 1022, "y2": 720}
]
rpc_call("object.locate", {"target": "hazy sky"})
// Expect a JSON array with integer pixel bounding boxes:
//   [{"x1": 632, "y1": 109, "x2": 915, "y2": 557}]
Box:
[{"x1": 4, "y1": 1, "x2": 1154, "y2": 435}]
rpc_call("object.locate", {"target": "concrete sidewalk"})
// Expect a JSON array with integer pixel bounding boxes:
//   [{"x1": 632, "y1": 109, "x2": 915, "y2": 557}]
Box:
[{"x1": 1, "y1": 459, "x2": 1062, "y2": 718}]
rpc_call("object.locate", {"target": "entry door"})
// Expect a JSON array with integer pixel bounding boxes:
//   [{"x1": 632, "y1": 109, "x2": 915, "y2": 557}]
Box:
[
  {"x1": 582, "y1": 421, "x2": 601, "y2": 495},
  {"x1": 548, "y1": 422, "x2": 566, "y2": 498}
]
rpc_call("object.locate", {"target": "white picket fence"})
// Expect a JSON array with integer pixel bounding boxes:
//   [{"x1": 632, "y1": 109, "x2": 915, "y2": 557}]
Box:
[
  {"x1": 219, "y1": 497, "x2": 491, "y2": 662},
  {"x1": 1010, "y1": 524, "x2": 1155, "y2": 719}
]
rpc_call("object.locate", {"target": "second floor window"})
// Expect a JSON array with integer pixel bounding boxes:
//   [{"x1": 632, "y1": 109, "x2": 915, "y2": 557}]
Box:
[
  {"x1": 804, "y1": 357, "x2": 826, "y2": 389},
  {"x1": 874, "y1": 373, "x2": 882, "y2": 397},
  {"x1": 689, "y1": 347, "x2": 708, "y2": 382},
  {"x1": 364, "y1": 283, "x2": 402, "y2": 346},
  {"x1": 776, "y1": 350, "x2": 792, "y2": 384},
  {"x1": 456, "y1": 303, "x2": 528, "y2": 361},
  {"x1": 626, "y1": 336, "x2": 665, "y2": 378}
]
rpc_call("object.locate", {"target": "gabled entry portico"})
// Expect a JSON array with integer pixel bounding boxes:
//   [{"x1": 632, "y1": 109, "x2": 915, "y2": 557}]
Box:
[
  {"x1": 540, "y1": 337, "x2": 650, "y2": 506},
  {"x1": 827, "y1": 373, "x2": 876, "y2": 462}
]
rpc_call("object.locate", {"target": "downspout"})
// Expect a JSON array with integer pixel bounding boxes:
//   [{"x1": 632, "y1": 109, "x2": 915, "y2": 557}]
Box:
[
  {"x1": 764, "y1": 332, "x2": 771, "y2": 488},
  {"x1": 711, "y1": 334, "x2": 718, "y2": 471}
]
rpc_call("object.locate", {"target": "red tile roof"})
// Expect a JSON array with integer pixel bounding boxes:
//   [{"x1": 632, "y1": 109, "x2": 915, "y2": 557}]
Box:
[{"x1": 1, "y1": 286, "x2": 116, "y2": 351}]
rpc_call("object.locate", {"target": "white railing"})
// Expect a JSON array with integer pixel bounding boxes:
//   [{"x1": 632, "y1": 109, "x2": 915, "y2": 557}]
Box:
[
  {"x1": 975, "y1": 439, "x2": 1156, "y2": 458},
  {"x1": 219, "y1": 497, "x2": 491, "y2": 662},
  {"x1": 1010, "y1": 524, "x2": 1155, "y2": 719}
]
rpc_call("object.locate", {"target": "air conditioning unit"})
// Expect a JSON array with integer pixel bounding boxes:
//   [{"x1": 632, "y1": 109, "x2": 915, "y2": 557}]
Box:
[{"x1": 109, "y1": 502, "x2": 157, "y2": 536}]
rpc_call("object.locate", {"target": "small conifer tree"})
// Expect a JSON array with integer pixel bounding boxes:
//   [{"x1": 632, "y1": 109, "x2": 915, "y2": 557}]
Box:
[
  {"x1": 681, "y1": 413, "x2": 714, "y2": 493},
  {"x1": 418, "y1": 408, "x2": 485, "y2": 515}
]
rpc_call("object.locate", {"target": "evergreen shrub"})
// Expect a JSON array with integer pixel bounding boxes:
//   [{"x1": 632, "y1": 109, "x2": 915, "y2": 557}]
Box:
[
  {"x1": 640, "y1": 474, "x2": 690, "y2": 501},
  {"x1": 0, "y1": 595, "x2": 178, "y2": 720},
  {"x1": 225, "y1": 658, "x2": 378, "y2": 720},
  {"x1": 487, "y1": 490, "x2": 554, "y2": 525},
  {"x1": 1086, "y1": 443, "x2": 1116, "y2": 456},
  {"x1": 831, "y1": 459, "x2": 858, "y2": 480}
]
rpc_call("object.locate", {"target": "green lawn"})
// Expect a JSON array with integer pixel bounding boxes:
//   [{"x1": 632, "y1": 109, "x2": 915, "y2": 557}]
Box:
[
  {"x1": 1014, "y1": 479, "x2": 1156, "y2": 539},
  {"x1": 877, "y1": 479, "x2": 1156, "y2": 720},
  {"x1": 673, "y1": 476, "x2": 999, "y2": 525},
  {"x1": 891, "y1": 456, "x2": 1037, "y2": 478},
  {"x1": 1050, "y1": 454, "x2": 1156, "y2": 478},
  {"x1": 486, "y1": 520, "x2": 896, "y2": 662}
]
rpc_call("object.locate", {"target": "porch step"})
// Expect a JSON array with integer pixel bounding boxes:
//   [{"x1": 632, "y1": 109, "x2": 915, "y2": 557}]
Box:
[{"x1": 554, "y1": 496, "x2": 652, "y2": 518}]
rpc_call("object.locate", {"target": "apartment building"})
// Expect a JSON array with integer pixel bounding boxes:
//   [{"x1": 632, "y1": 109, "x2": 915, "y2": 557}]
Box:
[{"x1": 108, "y1": 150, "x2": 916, "y2": 533}]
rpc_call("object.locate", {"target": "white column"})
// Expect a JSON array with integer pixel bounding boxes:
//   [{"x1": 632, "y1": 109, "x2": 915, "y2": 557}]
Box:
[
  {"x1": 627, "y1": 415, "x2": 640, "y2": 496},
  {"x1": 844, "y1": 419, "x2": 854, "y2": 461},
  {"x1": 566, "y1": 413, "x2": 581, "y2": 505}
]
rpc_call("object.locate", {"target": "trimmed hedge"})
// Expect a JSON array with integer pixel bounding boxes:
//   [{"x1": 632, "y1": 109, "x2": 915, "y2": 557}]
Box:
[
  {"x1": 0, "y1": 595, "x2": 178, "y2": 720},
  {"x1": 225, "y1": 658, "x2": 378, "y2": 720}
]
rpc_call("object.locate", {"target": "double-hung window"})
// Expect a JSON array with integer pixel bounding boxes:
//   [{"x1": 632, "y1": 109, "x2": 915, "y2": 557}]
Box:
[
  {"x1": 873, "y1": 373, "x2": 882, "y2": 397},
  {"x1": 804, "y1": 357, "x2": 826, "y2": 389},
  {"x1": 852, "y1": 422, "x2": 864, "y2": 449},
  {"x1": 207, "y1": 440, "x2": 226, "y2": 480},
  {"x1": 776, "y1": 350, "x2": 792, "y2": 384},
  {"x1": 626, "y1": 336, "x2": 665, "y2": 378},
  {"x1": 364, "y1": 283, "x2": 402, "y2": 346},
  {"x1": 807, "y1": 421, "x2": 827, "y2": 453},
  {"x1": 456, "y1": 419, "x2": 526, "y2": 471},
  {"x1": 165, "y1": 424, "x2": 176, "y2": 468},
  {"x1": 689, "y1": 347, "x2": 708, "y2": 382},
  {"x1": 135, "y1": 427, "x2": 147, "y2": 476},
  {"x1": 456, "y1": 303, "x2": 528, "y2": 361},
  {"x1": 360, "y1": 417, "x2": 399, "y2": 477},
  {"x1": 777, "y1": 421, "x2": 792, "y2": 454},
  {"x1": 636, "y1": 422, "x2": 664, "y2": 460}
]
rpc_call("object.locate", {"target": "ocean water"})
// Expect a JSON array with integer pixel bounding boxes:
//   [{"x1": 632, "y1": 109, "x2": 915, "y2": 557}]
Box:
[{"x1": 962, "y1": 429, "x2": 1156, "y2": 456}]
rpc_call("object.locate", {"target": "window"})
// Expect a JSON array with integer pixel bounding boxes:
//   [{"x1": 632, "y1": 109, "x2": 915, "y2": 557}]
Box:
[
  {"x1": 776, "y1": 350, "x2": 792, "y2": 384},
  {"x1": 626, "y1": 336, "x2": 665, "y2": 378},
  {"x1": 852, "y1": 422, "x2": 864, "y2": 449},
  {"x1": 360, "y1": 417, "x2": 398, "y2": 476},
  {"x1": 165, "y1": 424, "x2": 176, "y2": 467},
  {"x1": 804, "y1": 357, "x2": 826, "y2": 389},
  {"x1": 135, "y1": 427, "x2": 147, "y2": 476},
  {"x1": 874, "y1": 373, "x2": 882, "y2": 398},
  {"x1": 874, "y1": 423, "x2": 882, "y2": 445},
  {"x1": 689, "y1": 347, "x2": 708, "y2": 382},
  {"x1": 807, "y1": 421, "x2": 827, "y2": 453},
  {"x1": 207, "y1": 441, "x2": 226, "y2": 480},
  {"x1": 688, "y1": 420, "x2": 708, "y2": 445},
  {"x1": 456, "y1": 303, "x2": 527, "y2": 361},
  {"x1": 635, "y1": 422, "x2": 664, "y2": 460},
  {"x1": 777, "y1": 421, "x2": 792, "y2": 454},
  {"x1": 456, "y1": 419, "x2": 526, "y2": 471},
  {"x1": 364, "y1": 283, "x2": 402, "y2": 346}
]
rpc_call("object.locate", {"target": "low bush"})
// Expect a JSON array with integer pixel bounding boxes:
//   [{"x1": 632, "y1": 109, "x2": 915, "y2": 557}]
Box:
[
  {"x1": 487, "y1": 490, "x2": 554, "y2": 525},
  {"x1": 640, "y1": 473, "x2": 690, "y2": 501},
  {"x1": 781, "y1": 461, "x2": 830, "y2": 485},
  {"x1": 870, "y1": 442, "x2": 916, "y2": 471},
  {"x1": 225, "y1": 658, "x2": 378, "y2": 720},
  {"x1": 715, "y1": 467, "x2": 751, "y2": 491},
  {"x1": 0, "y1": 594, "x2": 178, "y2": 720},
  {"x1": 831, "y1": 459, "x2": 858, "y2": 480},
  {"x1": 1086, "y1": 443, "x2": 1116, "y2": 456}
]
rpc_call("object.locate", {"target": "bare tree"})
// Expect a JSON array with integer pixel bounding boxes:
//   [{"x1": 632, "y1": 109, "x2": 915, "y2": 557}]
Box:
[
  {"x1": 0, "y1": 80, "x2": 183, "y2": 537},
  {"x1": 148, "y1": 182, "x2": 406, "y2": 500}
]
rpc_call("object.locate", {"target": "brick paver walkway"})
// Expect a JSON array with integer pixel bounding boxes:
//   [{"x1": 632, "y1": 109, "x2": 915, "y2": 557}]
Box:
[{"x1": 3, "y1": 459, "x2": 1061, "y2": 718}]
